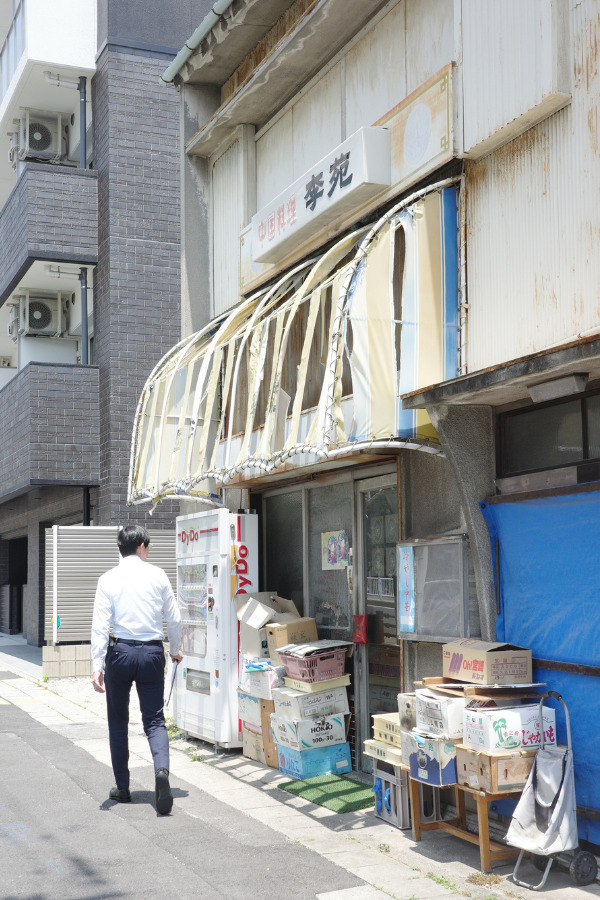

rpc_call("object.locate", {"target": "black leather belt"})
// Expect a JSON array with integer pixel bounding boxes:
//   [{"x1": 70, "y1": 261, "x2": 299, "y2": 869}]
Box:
[{"x1": 114, "y1": 638, "x2": 163, "y2": 647}]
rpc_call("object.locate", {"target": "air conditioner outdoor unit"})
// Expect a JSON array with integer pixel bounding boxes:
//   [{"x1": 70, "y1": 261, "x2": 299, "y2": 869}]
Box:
[
  {"x1": 11, "y1": 291, "x2": 68, "y2": 338},
  {"x1": 8, "y1": 110, "x2": 67, "y2": 167}
]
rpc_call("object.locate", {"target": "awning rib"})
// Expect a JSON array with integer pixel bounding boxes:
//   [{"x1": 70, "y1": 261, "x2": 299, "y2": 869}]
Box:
[{"x1": 128, "y1": 179, "x2": 460, "y2": 507}]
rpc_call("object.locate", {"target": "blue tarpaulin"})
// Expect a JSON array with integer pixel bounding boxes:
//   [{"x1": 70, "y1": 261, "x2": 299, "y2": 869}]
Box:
[{"x1": 481, "y1": 489, "x2": 600, "y2": 843}]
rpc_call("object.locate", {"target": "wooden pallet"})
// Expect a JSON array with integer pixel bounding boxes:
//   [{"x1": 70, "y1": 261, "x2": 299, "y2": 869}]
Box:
[{"x1": 414, "y1": 675, "x2": 544, "y2": 701}]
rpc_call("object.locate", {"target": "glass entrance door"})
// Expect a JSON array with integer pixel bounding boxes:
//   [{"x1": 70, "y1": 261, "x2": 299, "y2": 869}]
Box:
[{"x1": 356, "y1": 473, "x2": 399, "y2": 771}]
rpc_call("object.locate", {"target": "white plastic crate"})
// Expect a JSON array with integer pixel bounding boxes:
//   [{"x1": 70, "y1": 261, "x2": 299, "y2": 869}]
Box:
[
  {"x1": 372, "y1": 760, "x2": 441, "y2": 828},
  {"x1": 373, "y1": 765, "x2": 411, "y2": 829}
]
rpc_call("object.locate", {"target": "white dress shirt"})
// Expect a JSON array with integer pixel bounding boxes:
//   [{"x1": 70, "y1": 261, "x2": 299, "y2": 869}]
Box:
[{"x1": 91, "y1": 555, "x2": 181, "y2": 673}]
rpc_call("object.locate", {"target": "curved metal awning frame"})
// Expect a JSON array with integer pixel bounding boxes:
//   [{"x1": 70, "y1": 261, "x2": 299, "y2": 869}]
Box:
[{"x1": 128, "y1": 177, "x2": 460, "y2": 508}]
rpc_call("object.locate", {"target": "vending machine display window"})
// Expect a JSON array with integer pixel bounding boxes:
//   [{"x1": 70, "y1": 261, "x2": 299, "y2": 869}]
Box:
[{"x1": 177, "y1": 562, "x2": 208, "y2": 657}]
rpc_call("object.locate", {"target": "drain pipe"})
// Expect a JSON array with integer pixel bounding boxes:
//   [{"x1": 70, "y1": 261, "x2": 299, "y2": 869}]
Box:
[
  {"x1": 80, "y1": 263, "x2": 90, "y2": 525},
  {"x1": 79, "y1": 267, "x2": 89, "y2": 365},
  {"x1": 78, "y1": 76, "x2": 87, "y2": 168},
  {"x1": 83, "y1": 488, "x2": 91, "y2": 526},
  {"x1": 161, "y1": 0, "x2": 236, "y2": 85}
]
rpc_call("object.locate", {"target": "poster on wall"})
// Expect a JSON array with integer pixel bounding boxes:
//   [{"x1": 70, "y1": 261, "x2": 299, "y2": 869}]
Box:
[
  {"x1": 398, "y1": 544, "x2": 415, "y2": 632},
  {"x1": 321, "y1": 530, "x2": 349, "y2": 570}
]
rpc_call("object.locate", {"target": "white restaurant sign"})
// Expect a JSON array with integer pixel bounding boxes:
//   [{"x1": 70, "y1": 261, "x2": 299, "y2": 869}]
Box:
[{"x1": 251, "y1": 126, "x2": 391, "y2": 264}]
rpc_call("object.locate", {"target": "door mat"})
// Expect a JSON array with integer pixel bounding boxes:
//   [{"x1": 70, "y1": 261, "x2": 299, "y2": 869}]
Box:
[{"x1": 278, "y1": 774, "x2": 375, "y2": 813}]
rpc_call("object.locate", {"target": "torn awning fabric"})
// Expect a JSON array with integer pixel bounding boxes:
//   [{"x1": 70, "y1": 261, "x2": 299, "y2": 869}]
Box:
[{"x1": 128, "y1": 180, "x2": 459, "y2": 507}]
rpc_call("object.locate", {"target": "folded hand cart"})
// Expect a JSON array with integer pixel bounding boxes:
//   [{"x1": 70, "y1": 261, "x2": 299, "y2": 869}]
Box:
[{"x1": 507, "y1": 691, "x2": 597, "y2": 889}]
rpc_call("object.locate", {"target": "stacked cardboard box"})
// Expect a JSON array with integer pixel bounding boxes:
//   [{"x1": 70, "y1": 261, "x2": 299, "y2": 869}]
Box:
[
  {"x1": 272, "y1": 639, "x2": 353, "y2": 779},
  {"x1": 401, "y1": 685, "x2": 533, "y2": 786},
  {"x1": 432, "y1": 639, "x2": 541, "y2": 789},
  {"x1": 235, "y1": 592, "x2": 304, "y2": 767},
  {"x1": 365, "y1": 642, "x2": 542, "y2": 799}
]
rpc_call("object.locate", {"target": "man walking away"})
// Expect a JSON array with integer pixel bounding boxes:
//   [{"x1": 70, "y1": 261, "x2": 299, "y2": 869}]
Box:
[{"x1": 91, "y1": 525, "x2": 182, "y2": 814}]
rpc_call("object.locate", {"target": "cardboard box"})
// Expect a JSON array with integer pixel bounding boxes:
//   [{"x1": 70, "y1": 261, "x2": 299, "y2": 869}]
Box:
[
  {"x1": 442, "y1": 640, "x2": 532, "y2": 686},
  {"x1": 266, "y1": 617, "x2": 319, "y2": 665},
  {"x1": 260, "y1": 699, "x2": 278, "y2": 768},
  {"x1": 372, "y1": 712, "x2": 402, "y2": 747},
  {"x1": 368, "y1": 644, "x2": 401, "y2": 679},
  {"x1": 238, "y1": 689, "x2": 262, "y2": 728},
  {"x1": 463, "y1": 705, "x2": 556, "y2": 754},
  {"x1": 401, "y1": 729, "x2": 413, "y2": 766},
  {"x1": 239, "y1": 657, "x2": 285, "y2": 699},
  {"x1": 277, "y1": 741, "x2": 352, "y2": 779},
  {"x1": 363, "y1": 738, "x2": 404, "y2": 767},
  {"x1": 272, "y1": 712, "x2": 347, "y2": 750},
  {"x1": 235, "y1": 592, "x2": 300, "y2": 662},
  {"x1": 242, "y1": 703, "x2": 278, "y2": 768},
  {"x1": 283, "y1": 673, "x2": 351, "y2": 693},
  {"x1": 416, "y1": 689, "x2": 466, "y2": 739},
  {"x1": 407, "y1": 731, "x2": 459, "y2": 786},
  {"x1": 397, "y1": 692, "x2": 416, "y2": 731},
  {"x1": 369, "y1": 683, "x2": 401, "y2": 708},
  {"x1": 455, "y1": 744, "x2": 538, "y2": 792},
  {"x1": 242, "y1": 726, "x2": 266, "y2": 764},
  {"x1": 272, "y1": 685, "x2": 350, "y2": 721}
]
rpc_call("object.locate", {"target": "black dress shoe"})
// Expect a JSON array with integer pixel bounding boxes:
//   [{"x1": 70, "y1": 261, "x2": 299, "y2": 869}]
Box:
[
  {"x1": 109, "y1": 787, "x2": 131, "y2": 803},
  {"x1": 155, "y1": 768, "x2": 173, "y2": 815}
]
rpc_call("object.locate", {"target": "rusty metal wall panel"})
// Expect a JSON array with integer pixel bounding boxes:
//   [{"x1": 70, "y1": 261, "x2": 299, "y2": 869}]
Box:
[
  {"x1": 465, "y1": 1, "x2": 600, "y2": 373},
  {"x1": 462, "y1": 0, "x2": 570, "y2": 158},
  {"x1": 212, "y1": 137, "x2": 241, "y2": 316}
]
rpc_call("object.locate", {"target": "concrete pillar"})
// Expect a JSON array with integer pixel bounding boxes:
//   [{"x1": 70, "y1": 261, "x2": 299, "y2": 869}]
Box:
[{"x1": 180, "y1": 83, "x2": 220, "y2": 336}]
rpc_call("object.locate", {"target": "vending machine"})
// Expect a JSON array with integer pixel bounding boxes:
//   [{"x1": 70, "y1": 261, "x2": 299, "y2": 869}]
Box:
[{"x1": 173, "y1": 508, "x2": 259, "y2": 747}]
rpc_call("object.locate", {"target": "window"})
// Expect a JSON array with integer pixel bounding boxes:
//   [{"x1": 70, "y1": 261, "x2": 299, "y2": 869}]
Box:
[
  {"x1": 397, "y1": 536, "x2": 470, "y2": 643},
  {"x1": 497, "y1": 390, "x2": 600, "y2": 478}
]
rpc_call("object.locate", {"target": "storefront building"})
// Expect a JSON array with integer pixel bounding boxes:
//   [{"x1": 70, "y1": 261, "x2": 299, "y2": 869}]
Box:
[
  {"x1": 129, "y1": 0, "x2": 583, "y2": 775},
  {"x1": 399, "y1": 0, "x2": 600, "y2": 844}
]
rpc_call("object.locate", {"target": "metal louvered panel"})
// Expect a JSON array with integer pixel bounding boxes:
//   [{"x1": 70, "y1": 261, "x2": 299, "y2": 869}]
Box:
[{"x1": 44, "y1": 527, "x2": 177, "y2": 644}]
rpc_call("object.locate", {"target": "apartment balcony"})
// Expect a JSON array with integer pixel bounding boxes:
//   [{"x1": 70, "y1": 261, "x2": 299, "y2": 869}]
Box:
[
  {"x1": 0, "y1": 162, "x2": 97, "y2": 303},
  {"x1": 0, "y1": 0, "x2": 96, "y2": 208},
  {"x1": 0, "y1": 362, "x2": 99, "y2": 501}
]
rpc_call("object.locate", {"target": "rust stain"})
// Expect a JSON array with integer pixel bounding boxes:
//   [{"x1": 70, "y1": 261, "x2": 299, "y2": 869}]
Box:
[
  {"x1": 589, "y1": 106, "x2": 600, "y2": 154},
  {"x1": 492, "y1": 125, "x2": 538, "y2": 167},
  {"x1": 574, "y1": 14, "x2": 600, "y2": 91},
  {"x1": 477, "y1": 123, "x2": 552, "y2": 197},
  {"x1": 464, "y1": 157, "x2": 487, "y2": 194},
  {"x1": 533, "y1": 272, "x2": 541, "y2": 310},
  {"x1": 221, "y1": 0, "x2": 319, "y2": 105}
]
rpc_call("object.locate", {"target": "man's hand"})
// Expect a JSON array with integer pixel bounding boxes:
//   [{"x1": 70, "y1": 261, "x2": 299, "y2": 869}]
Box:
[
  {"x1": 92, "y1": 671, "x2": 105, "y2": 693},
  {"x1": 170, "y1": 650, "x2": 184, "y2": 664}
]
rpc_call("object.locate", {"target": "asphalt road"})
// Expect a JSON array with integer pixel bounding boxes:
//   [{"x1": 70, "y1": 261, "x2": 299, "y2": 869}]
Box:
[{"x1": 0, "y1": 680, "x2": 362, "y2": 900}]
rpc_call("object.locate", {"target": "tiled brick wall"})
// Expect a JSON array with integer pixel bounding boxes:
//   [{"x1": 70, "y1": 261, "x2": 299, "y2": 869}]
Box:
[
  {"x1": 0, "y1": 165, "x2": 98, "y2": 302},
  {"x1": 0, "y1": 363, "x2": 100, "y2": 500},
  {"x1": 0, "y1": 485, "x2": 96, "y2": 645},
  {"x1": 94, "y1": 48, "x2": 181, "y2": 528}
]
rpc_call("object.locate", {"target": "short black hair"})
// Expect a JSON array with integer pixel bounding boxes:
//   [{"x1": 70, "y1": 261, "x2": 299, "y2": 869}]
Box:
[{"x1": 117, "y1": 524, "x2": 150, "y2": 557}]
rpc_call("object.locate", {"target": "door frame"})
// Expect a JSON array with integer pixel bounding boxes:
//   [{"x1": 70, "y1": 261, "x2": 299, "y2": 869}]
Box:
[
  {"x1": 354, "y1": 470, "x2": 399, "y2": 771},
  {"x1": 261, "y1": 461, "x2": 398, "y2": 770}
]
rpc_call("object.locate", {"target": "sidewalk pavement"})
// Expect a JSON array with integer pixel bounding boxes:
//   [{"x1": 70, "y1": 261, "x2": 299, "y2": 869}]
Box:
[{"x1": 1, "y1": 635, "x2": 598, "y2": 900}]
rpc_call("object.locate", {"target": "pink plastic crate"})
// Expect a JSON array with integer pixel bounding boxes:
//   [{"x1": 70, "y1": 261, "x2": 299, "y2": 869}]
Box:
[{"x1": 279, "y1": 649, "x2": 347, "y2": 683}]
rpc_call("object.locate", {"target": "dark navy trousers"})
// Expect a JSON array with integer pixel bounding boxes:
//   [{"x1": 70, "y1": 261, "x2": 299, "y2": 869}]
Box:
[{"x1": 104, "y1": 640, "x2": 169, "y2": 790}]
